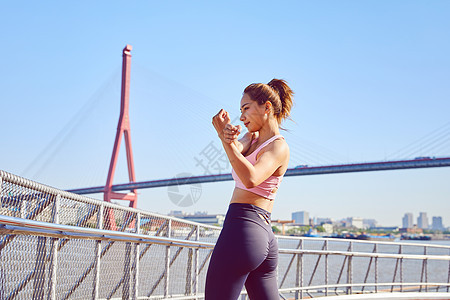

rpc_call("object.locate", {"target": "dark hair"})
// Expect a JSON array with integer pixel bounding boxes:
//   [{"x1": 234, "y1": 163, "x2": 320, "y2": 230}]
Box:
[{"x1": 243, "y1": 78, "x2": 294, "y2": 124}]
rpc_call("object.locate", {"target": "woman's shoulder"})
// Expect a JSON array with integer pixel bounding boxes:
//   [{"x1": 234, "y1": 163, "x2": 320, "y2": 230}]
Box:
[
  {"x1": 271, "y1": 136, "x2": 289, "y2": 152},
  {"x1": 259, "y1": 135, "x2": 289, "y2": 156}
]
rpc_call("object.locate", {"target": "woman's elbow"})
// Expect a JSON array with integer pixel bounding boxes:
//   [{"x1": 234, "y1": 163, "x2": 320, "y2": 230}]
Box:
[{"x1": 242, "y1": 178, "x2": 258, "y2": 189}]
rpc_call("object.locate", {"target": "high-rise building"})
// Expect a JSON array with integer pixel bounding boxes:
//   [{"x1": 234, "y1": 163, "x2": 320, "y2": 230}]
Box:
[
  {"x1": 432, "y1": 216, "x2": 444, "y2": 231},
  {"x1": 417, "y1": 212, "x2": 429, "y2": 229},
  {"x1": 292, "y1": 211, "x2": 309, "y2": 225},
  {"x1": 402, "y1": 213, "x2": 413, "y2": 228}
]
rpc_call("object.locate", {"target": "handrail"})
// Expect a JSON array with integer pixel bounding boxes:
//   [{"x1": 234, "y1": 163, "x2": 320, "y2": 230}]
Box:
[
  {"x1": 0, "y1": 214, "x2": 215, "y2": 249},
  {"x1": 277, "y1": 235, "x2": 450, "y2": 250},
  {"x1": 278, "y1": 248, "x2": 450, "y2": 261},
  {"x1": 278, "y1": 282, "x2": 450, "y2": 292},
  {"x1": 1, "y1": 215, "x2": 449, "y2": 261}
]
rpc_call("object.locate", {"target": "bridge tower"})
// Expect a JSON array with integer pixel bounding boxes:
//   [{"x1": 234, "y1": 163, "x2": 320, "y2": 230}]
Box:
[{"x1": 104, "y1": 45, "x2": 137, "y2": 230}]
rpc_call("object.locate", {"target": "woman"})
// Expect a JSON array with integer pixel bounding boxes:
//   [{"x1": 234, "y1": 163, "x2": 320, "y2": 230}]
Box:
[{"x1": 205, "y1": 79, "x2": 294, "y2": 299}]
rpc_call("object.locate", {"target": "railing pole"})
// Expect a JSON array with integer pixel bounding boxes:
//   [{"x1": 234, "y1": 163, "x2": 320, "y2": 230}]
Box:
[
  {"x1": 325, "y1": 240, "x2": 328, "y2": 297},
  {"x1": 300, "y1": 239, "x2": 304, "y2": 299},
  {"x1": 347, "y1": 241, "x2": 353, "y2": 295},
  {"x1": 186, "y1": 248, "x2": 193, "y2": 295},
  {"x1": 194, "y1": 225, "x2": 200, "y2": 297},
  {"x1": 400, "y1": 245, "x2": 403, "y2": 292},
  {"x1": 133, "y1": 212, "x2": 140, "y2": 300},
  {"x1": 375, "y1": 243, "x2": 378, "y2": 293},
  {"x1": 165, "y1": 219, "x2": 172, "y2": 297},
  {"x1": 295, "y1": 239, "x2": 303, "y2": 299},
  {"x1": 93, "y1": 204, "x2": 104, "y2": 300},
  {"x1": 425, "y1": 246, "x2": 428, "y2": 292},
  {"x1": 123, "y1": 215, "x2": 134, "y2": 298},
  {"x1": 420, "y1": 246, "x2": 426, "y2": 292},
  {"x1": 447, "y1": 248, "x2": 450, "y2": 292},
  {"x1": 49, "y1": 194, "x2": 60, "y2": 300}
]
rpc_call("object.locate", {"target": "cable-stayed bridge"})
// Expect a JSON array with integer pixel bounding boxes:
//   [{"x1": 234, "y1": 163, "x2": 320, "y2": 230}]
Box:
[
  {"x1": 56, "y1": 45, "x2": 450, "y2": 199},
  {"x1": 68, "y1": 156, "x2": 450, "y2": 195}
]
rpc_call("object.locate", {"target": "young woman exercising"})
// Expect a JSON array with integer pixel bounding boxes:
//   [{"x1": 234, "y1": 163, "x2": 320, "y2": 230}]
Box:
[{"x1": 205, "y1": 79, "x2": 294, "y2": 299}]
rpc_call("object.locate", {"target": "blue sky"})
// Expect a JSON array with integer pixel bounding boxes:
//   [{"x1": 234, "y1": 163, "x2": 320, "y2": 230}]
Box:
[{"x1": 1, "y1": 1, "x2": 449, "y2": 226}]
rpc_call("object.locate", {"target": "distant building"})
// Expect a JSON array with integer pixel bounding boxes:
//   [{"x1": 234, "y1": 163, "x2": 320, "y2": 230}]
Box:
[
  {"x1": 168, "y1": 210, "x2": 225, "y2": 226},
  {"x1": 322, "y1": 223, "x2": 334, "y2": 234},
  {"x1": 399, "y1": 226, "x2": 423, "y2": 234},
  {"x1": 314, "y1": 217, "x2": 333, "y2": 225},
  {"x1": 417, "y1": 212, "x2": 429, "y2": 229},
  {"x1": 432, "y1": 216, "x2": 444, "y2": 231},
  {"x1": 347, "y1": 217, "x2": 364, "y2": 229},
  {"x1": 402, "y1": 213, "x2": 414, "y2": 229},
  {"x1": 292, "y1": 211, "x2": 309, "y2": 225},
  {"x1": 182, "y1": 214, "x2": 225, "y2": 226},
  {"x1": 363, "y1": 219, "x2": 377, "y2": 229}
]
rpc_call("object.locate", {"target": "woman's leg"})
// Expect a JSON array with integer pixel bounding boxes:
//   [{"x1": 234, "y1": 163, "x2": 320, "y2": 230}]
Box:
[
  {"x1": 244, "y1": 233, "x2": 279, "y2": 300},
  {"x1": 205, "y1": 210, "x2": 271, "y2": 299}
]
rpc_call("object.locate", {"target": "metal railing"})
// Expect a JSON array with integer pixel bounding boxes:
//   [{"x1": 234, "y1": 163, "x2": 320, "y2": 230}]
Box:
[{"x1": 1, "y1": 170, "x2": 450, "y2": 299}]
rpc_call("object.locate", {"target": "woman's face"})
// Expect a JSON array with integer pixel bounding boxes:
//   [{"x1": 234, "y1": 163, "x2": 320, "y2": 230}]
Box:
[{"x1": 240, "y1": 93, "x2": 267, "y2": 132}]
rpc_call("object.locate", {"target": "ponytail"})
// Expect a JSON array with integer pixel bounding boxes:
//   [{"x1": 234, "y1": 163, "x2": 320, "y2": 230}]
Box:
[
  {"x1": 244, "y1": 78, "x2": 294, "y2": 125},
  {"x1": 267, "y1": 79, "x2": 294, "y2": 124}
]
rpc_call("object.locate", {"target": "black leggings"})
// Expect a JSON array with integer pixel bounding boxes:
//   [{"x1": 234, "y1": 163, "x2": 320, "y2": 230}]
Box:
[{"x1": 205, "y1": 203, "x2": 279, "y2": 300}]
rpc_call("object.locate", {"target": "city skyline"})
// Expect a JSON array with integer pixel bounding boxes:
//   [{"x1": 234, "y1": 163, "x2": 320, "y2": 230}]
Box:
[{"x1": 170, "y1": 209, "x2": 447, "y2": 230}]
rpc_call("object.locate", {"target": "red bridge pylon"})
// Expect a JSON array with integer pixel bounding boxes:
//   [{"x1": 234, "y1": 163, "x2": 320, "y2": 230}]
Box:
[{"x1": 104, "y1": 45, "x2": 137, "y2": 231}]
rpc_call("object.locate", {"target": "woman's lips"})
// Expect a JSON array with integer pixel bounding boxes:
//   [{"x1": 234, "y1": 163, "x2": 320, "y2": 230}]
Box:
[{"x1": 244, "y1": 122, "x2": 250, "y2": 127}]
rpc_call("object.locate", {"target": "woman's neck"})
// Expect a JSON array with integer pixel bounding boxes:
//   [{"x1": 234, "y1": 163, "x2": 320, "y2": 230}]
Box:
[{"x1": 257, "y1": 119, "x2": 280, "y2": 142}]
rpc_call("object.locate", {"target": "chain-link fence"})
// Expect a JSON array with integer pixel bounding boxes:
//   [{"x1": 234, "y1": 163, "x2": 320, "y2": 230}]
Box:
[{"x1": 1, "y1": 170, "x2": 450, "y2": 299}]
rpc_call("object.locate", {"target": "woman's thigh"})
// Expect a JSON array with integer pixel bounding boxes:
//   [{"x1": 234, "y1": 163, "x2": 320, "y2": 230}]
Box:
[
  {"x1": 244, "y1": 235, "x2": 279, "y2": 299},
  {"x1": 205, "y1": 218, "x2": 270, "y2": 299}
]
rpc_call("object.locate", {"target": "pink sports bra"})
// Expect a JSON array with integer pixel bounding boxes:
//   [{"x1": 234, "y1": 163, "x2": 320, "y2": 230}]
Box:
[{"x1": 231, "y1": 135, "x2": 285, "y2": 200}]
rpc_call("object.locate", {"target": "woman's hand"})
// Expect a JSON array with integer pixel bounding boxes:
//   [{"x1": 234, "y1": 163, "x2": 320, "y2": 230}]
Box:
[
  {"x1": 223, "y1": 123, "x2": 242, "y2": 144},
  {"x1": 212, "y1": 109, "x2": 241, "y2": 144}
]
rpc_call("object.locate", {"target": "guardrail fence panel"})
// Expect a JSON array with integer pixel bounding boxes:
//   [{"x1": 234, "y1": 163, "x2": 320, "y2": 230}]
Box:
[{"x1": 1, "y1": 169, "x2": 450, "y2": 299}]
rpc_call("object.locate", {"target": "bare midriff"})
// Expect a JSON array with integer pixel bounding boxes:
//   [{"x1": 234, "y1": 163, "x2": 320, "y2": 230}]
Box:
[{"x1": 229, "y1": 187, "x2": 274, "y2": 213}]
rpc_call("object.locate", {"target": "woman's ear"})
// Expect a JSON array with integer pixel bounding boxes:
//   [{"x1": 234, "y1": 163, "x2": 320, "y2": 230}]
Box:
[{"x1": 265, "y1": 101, "x2": 273, "y2": 114}]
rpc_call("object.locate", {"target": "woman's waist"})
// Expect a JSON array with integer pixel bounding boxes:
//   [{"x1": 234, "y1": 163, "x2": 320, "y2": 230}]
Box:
[{"x1": 230, "y1": 188, "x2": 274, "y2": 213}]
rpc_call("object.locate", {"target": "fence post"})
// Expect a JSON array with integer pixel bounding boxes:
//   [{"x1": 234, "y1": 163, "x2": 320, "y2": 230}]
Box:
[
  {"x1": 295, "y1": 239, "x2": 303, "y2": 299},
  {"x1": 447, "y1": 248, "x2": 450, "y2": 293},
  {"x1": 49, "y1": 194, "x2": 60, "y2": 300},
  {"x1": 424, "y1": 246, "x2": 428, "y2": 292},
  {"x1": 194, "y1": 225, "x2": 200, "y2": 297},
  {"x1": 325, "y1": 239, "x2": 328, "y2": 297},
  {"x1": 399, "y1": 245, "x2": 403, "y2": 292},
  {"x1": 165, "y1": 219, "x2": 172, "y2": 297},
  {"x1": 347, "y1": 241, "x2": 353, "y2": 295},
  {"x1": 133, "y1": 212, "x2": 140, "y2": 300},
  {"x1": 375, "y1": 243, "x2": 378, "y2": 293},
  {"x1": 93, "y1": 204, "x2": 104, "y2": 300}
]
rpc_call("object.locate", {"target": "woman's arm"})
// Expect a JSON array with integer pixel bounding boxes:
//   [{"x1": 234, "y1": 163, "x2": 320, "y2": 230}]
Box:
[
  {"x1": 221, "y1": 139, "x2": 288, "y2": 188},
  {"x1": 212, "y1": 109, "x2": 287, "y2": 188},
  {"x1": 230, "y1": 131, "x2": 257, "y2": 154}
]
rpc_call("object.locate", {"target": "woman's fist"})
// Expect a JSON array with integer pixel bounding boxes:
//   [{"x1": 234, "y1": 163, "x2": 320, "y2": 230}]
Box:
[{"x1": 212, "y1": 109, "x2": 241, "y2": 143}]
